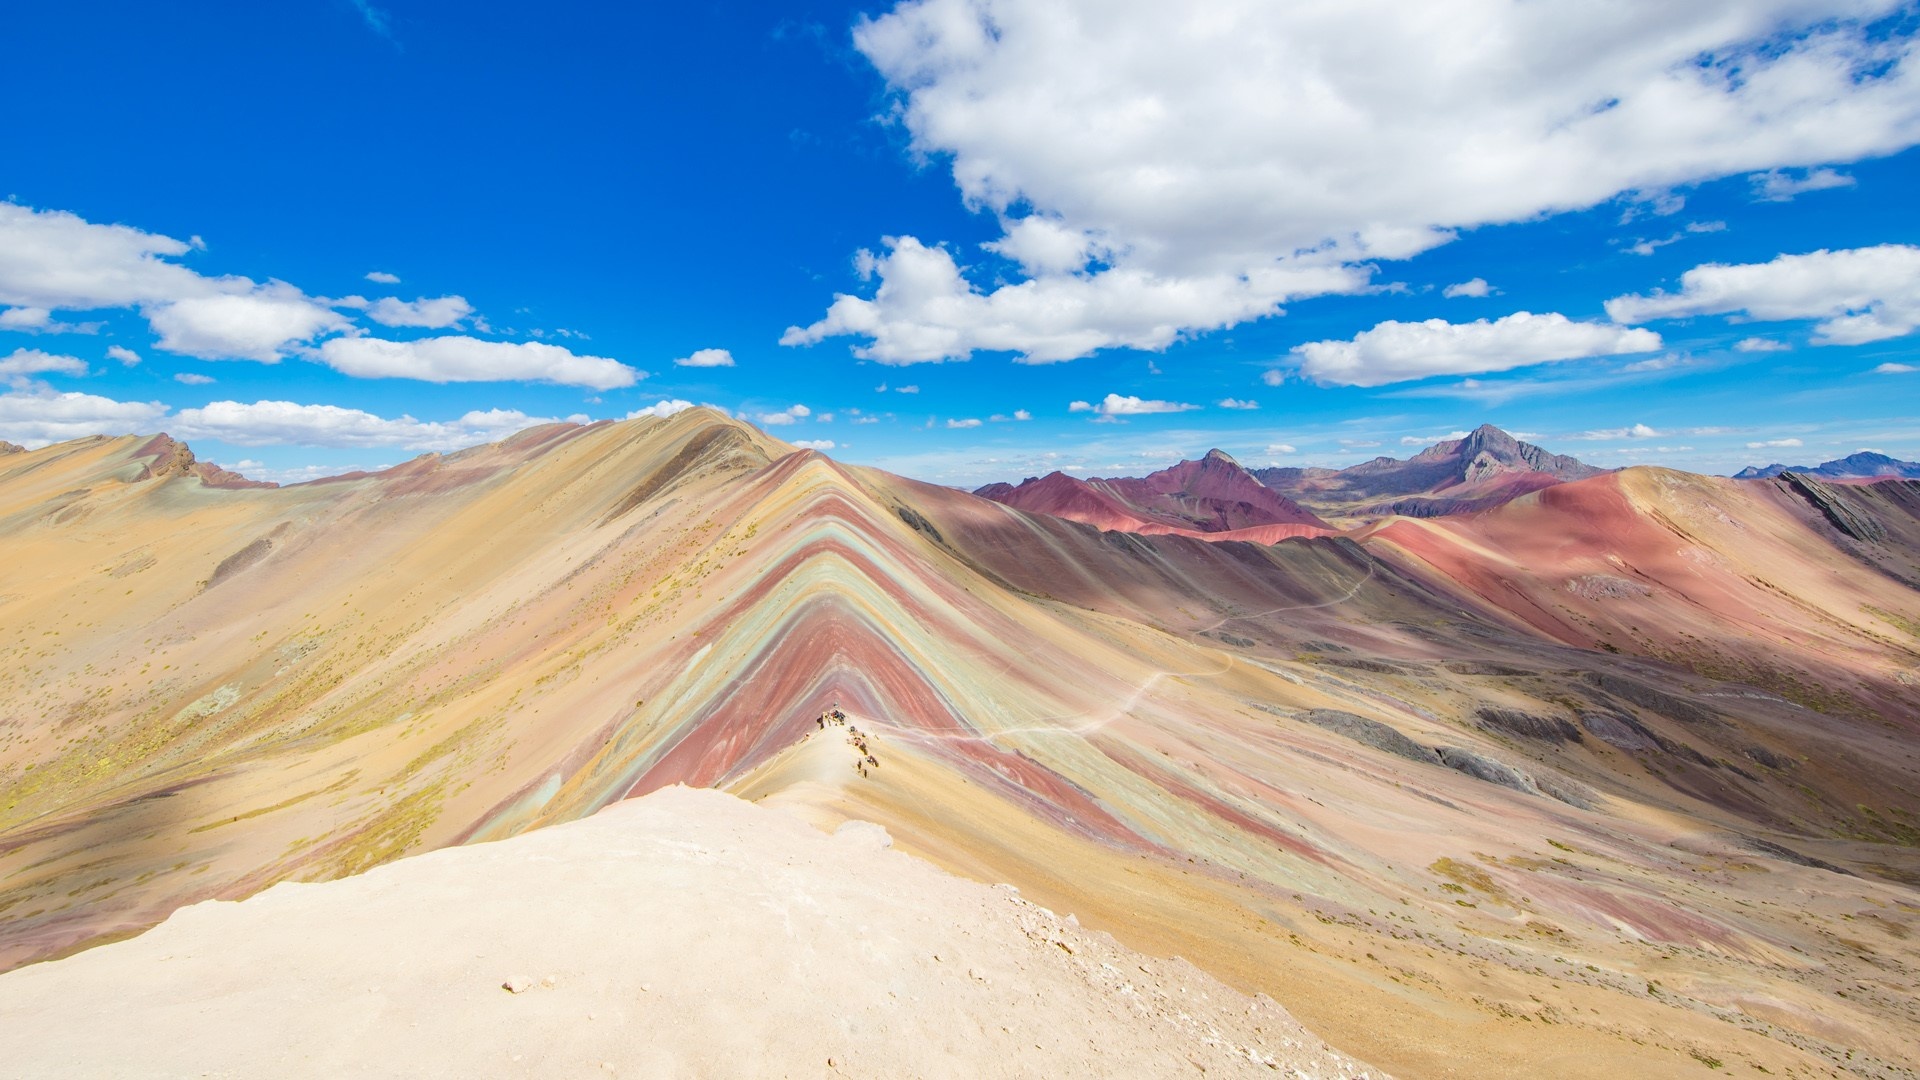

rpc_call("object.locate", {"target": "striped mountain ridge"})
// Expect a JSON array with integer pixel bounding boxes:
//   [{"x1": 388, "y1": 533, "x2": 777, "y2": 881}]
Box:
[{"x1": 1, "y1": 410, "x2": 1918, "y2": 1077}]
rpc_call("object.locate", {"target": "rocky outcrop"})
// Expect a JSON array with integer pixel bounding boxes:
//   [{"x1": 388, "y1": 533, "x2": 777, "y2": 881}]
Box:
[
  {"x1": 1778, "y1": 472, "x2": 1888, "y2": 542},
  {"x1": 1475, "y1": 706, "x2": 1582, "y2": 744},
  {"x1": 1297, "y1": 708, "x2": 1442, "y2": 764}
]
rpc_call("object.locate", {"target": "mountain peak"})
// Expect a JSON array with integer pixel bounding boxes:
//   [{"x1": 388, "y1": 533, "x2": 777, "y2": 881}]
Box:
[{"x1": 1201, "y1": 448, "x2": 1240, "y2": 467}]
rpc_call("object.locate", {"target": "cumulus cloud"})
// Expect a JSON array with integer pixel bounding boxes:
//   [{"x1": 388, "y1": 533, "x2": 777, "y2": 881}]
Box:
[
  {"x1": 1875, "y1": 362, "x2": 1917, "y2": 373},
  {"x1": 674, "y1": 347, "x2": 735, "y2": 368},
  {"x1": 1606, "y1": 245, "x2": 1920, "y2": 345},
  {"x1": 171, "y1": 400, "x2": 569, "y2": 450},
  {"x1": 1734, "y1": 336, "x2": 1791, "y2": 352},
  {"x1": 106, "y1": 345, "x2": 140, "y2": 366},
  {"x1": 1068, "y1": 393, "x2": 1199, "y2": 421},
  {"x1": 1291, "y1": 312, "x2": 1661, "y2": 387},
  {"x1": 783, "y1": 236, "x2": 1365, "y2": 363},
  {"x1": 364, "y1": 271, "x2": 401, "y2": 285},
  {"x1": 147, "y1": 283, "x2": 351, "y2": 362},
  {"x1": 1217, "y1": 398, "x2": 1258, "y2": 410},
  {"x1": 755, "y1": 404, "x2": 812, "y2": 427},
  {"x1": 627, "y1": 399, "x2": 700, "y2": 419},
  {"x1": 789, "y1": 0, "x2": 1920, "y2": 362},
  {"x1": 173, "y1": 373, "x2": 215, "y2": 385},
  {"x1": 0, "y1": 348, "x2": 88, "y2": 382},
  {"x1": 1747, "y1": 437, "x2": 1804, "y2": 448},
  {"x1": 364, "y1": 294, "x2": 473, "y2": 329},
  {"x1": 0, "y1": 306, "x2": 96, "y2": 333},
  {"x1": 0, "y1": 388, "x2": 168, "y2": 447},
  {"x1": 317, "y1": 335, "x2": 641, "y2": 389},
  {"x1": 946, "y1": 417, "x2": 983, "y2": 428},
  {"x1": 1266, "y1": 443, "x2": 1298, "y2": 454},
  {"x1": 0, "y1": 203, "x2": 211, "y2": 312},
  {"x1": 0, "y1": 204, "x2": 352, "y2": 361},
  {"x1": 1579, "y1": 423, "x2": 1663, "y2": 440},
  {"x1": 1751, "y1": 167, "x2": 1856, "y2": 202},
  {"x1": 1442, "y1": 278, "x2": 1493, "y2": 299},
  {"x1": 792, "y1": 438, "x2": 837, "y2": 450},
  {"x1": 1400, "y1": 430, "x2": 1471, "y2": 446}
]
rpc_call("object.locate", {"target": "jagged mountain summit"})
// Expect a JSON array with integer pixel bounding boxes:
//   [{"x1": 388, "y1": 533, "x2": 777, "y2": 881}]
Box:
[
  {"x1": 1734, "y1": 450, "x2": 1920, "y2": 481},
  {"x1": 974, "y1": 447, "x2": 1333, "y2": 540},
  {"x1": 1250, "y1": 423, "x2": 1607, "y2": 521},
  {"x1": 2, "y1": 411, "x2": 1918, "y2": 1077}
]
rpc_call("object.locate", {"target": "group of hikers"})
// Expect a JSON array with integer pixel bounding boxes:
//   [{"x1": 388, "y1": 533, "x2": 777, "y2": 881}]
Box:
[{"x1": 816, "y1": 704, "x2": 880, "y2": 777}]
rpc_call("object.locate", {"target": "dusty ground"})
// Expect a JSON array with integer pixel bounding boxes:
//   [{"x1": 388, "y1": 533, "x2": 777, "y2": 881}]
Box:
[{"x1": 0, "y1": 786, "x2": 1380, "y2": 1079}]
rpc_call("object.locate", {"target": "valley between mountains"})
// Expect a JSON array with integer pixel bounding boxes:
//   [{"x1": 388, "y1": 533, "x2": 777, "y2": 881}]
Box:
[{"x1": 1, "y1": 409, "x2": 1917, "y2": 1077}]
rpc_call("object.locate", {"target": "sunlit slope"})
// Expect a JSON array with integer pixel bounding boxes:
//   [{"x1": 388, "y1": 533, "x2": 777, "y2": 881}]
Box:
[{"x1": 1, "y1": 414, "x2": 1916, "y2": 1077}]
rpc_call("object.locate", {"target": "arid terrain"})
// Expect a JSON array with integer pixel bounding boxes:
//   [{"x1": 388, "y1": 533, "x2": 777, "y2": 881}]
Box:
[{"x1": 1, "y1": 411, "x2": 1917, "y2": 1077}]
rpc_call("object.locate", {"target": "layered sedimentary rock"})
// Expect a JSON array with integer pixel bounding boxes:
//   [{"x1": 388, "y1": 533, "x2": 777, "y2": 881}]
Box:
[{"x1": 1, "y1": 412, "x2": 1917, "y2": 1078}]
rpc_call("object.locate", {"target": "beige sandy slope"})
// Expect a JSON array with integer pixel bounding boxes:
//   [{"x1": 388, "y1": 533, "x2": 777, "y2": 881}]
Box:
[{"x1": 0, "y1": 785, "x2": 1379, "y2": 1079}]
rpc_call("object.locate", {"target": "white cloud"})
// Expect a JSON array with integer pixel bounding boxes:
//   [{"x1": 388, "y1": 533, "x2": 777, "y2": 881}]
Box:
[
  {"x1": 782, "y1": 235, "x2": 1367, "y2": 363},
  {"x1": 895, "y1": 384, "x2": 919, "y2": 394},
  {"x1": 1217, "y1": 397, "x2": 1258, "y2": 410},
  {"x1": 317, "y1": 335, "x2": 641, "y2": 389},
  {"x1": 1013, "y1": 408, "x2": 1031, "y2": 420},
  {"x1": 171, "y1": 400, "x2": 566, "y2": 450},
  {"x1": 106, "y1": 345, "x2": 140, "y2": 366},
  {"x1": 0, "y1": 388, "x2": 168, "y2": 447},
  {"x1": 1266, "y1": 443, "x2": 1297, "y2": 454},
  {"x1": 1875, "y1": 362, "x2": 1917, "y2": 374},
  {"x1": 794, "y1": 0, "x2": 1920, "y2": 362},
  {"x1": 147, "y1": 282, "x2": 350, "y2": 361},
  {"x1": 364, "y1": 294, "x2": 473, "y2": 329},
  {"x1": 0, "y1": 203, "x2": 210, "y2": 312},
  {"x1": 0, "y1": 204, "x2": 351, "y2": 361},
  {"x1": 755, "y1": 404, "x2": 812, "y2": 427},
  {"x1": 792, "y1": 439, "x2": 837, "y2": 450},
  {"x1": 0, "y1": 348, "x2": 88, "y2": 382},
  {"x1": 1068, "y1": 393, "x2": 1199, "y2": 421},
  {"x1": 1621, "y1": 353, "x2": 1685, "y2": 372},
  {"x1": 1580, "y1": 423, "x2": 1662, "y2": 440},
  {"x1": 1400, "y1": 430, "x2": 1471, "y2": 446},
  {"x1": 364, "y1": 271, "x2": 401, "y2": 285},
  {"x1": 1291, "y1": 312, "x2": 1661, "y2": 386},
  {"x1": 173, "y1": 372, "x2": 215, "y2": 385},
  {"x1": 0, "y1": 306, "x2": 90, "y2": 333},
  {"x1": 946, "y1": 417, "x2": 983, "y2": 428},
  {"x1": 1442, "y1": 278, "x2": 1493, "y2": 299},
  {"x1": 1751, "y1": 167, "x2": 1856, "y2": 202},
  {"x1": 674, "y1": 347, "x2": 735, "y2": 368},
  {"x1": 1746, "y1": 437, "x2": 1804, "y2": 448},
  {"x1": 1606, "y1": 245, "x2": 1920, "y2": 345},
  {"x1": 626, "y1": 399, "x2": 702, "y2": 419},
  {"x1": 1734, "y1": 336, "x2": 1791, "y2": 353}
]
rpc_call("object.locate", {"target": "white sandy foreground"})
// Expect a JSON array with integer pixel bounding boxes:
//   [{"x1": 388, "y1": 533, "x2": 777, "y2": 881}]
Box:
[{"x1": 0, "y1": 786, "x2": 1381, "y2": 1079}]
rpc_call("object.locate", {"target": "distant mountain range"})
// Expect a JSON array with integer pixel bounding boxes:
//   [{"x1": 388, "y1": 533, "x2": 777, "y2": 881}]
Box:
[
  {"x1": 1733, "y1": 451, "x2": 1920, "y2": 481},
  {"x1": 974, "y1": 448, "x2": 1334, "y2": 540},
  {"x1": 1251, "y1": 424, "x2": 1605, "y2": 520},
  {"x1": 976, "y1": 424, "x2": 1608, "y2": 531}
]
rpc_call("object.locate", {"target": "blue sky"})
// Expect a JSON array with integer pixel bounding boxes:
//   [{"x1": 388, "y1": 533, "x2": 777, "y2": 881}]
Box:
[{"x1": 2, "y1": 1, "x2": 1918, "y2": 486}]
